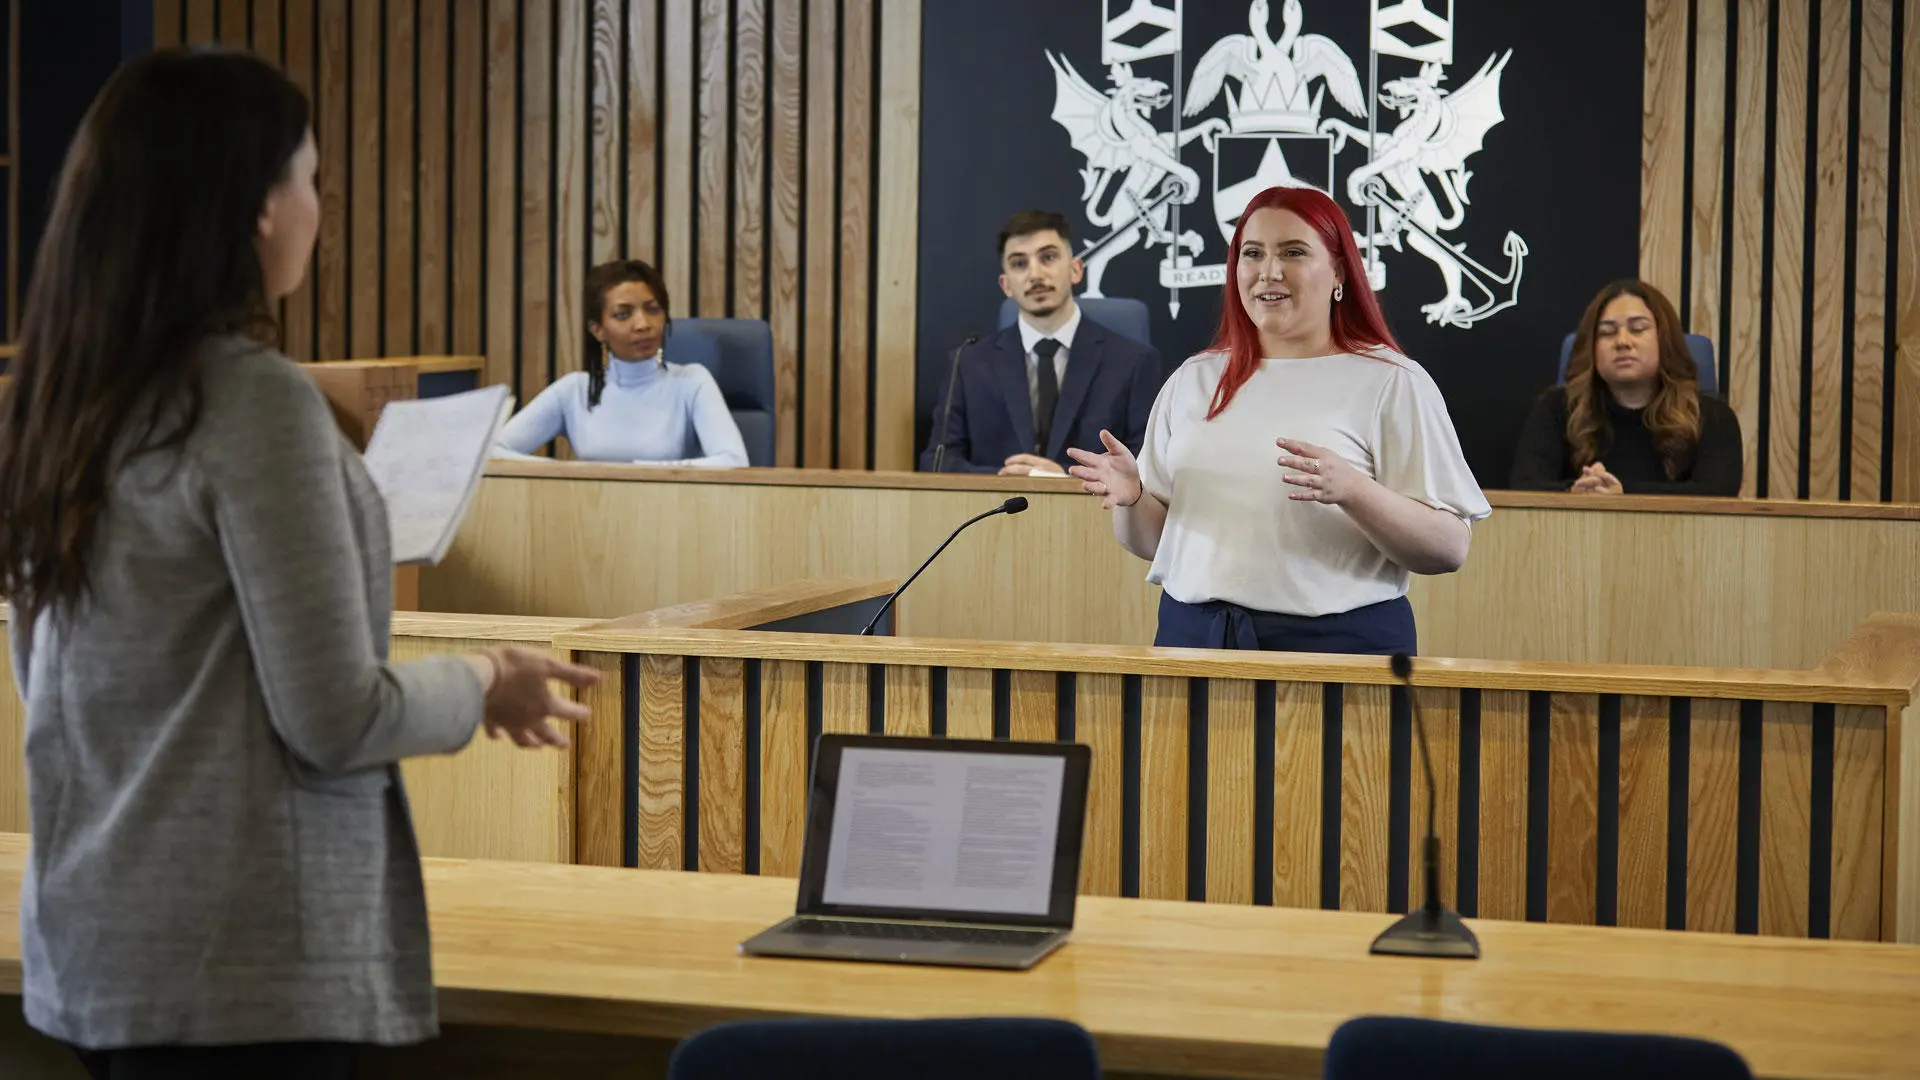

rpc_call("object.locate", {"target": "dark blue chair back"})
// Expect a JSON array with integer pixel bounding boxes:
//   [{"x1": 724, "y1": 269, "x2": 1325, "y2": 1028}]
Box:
[
  {"x1": 1323, "y1": 1016, "x2": 1753, "y2": 1080},
  {"x1": 1558, "y1": 331, "x2": 1718, "y2": 395},
  {"x1": 997, "y1": 295, "x2": 1154, "y2": 351},
  {"x1": 667, "y1": 1018, "x2": 1101, "y2": 1080},
  {"x1": 662, "y1": 317, "x2": 777, "y2": 466}
]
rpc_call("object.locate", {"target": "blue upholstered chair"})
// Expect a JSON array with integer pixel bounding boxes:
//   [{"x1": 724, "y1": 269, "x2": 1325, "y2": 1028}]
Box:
[
  {"x1": 997, "y1": 295, "x2": 1154, "y2": 351},
  {"x1": 1322, "y1": 1016, "x2": 1753, "y2": 1080},
  {"x1": 1557, "y1": 331, "x2": 1719, "y2": 395},
  {"x1": 666, "y1": 1018, "x2": 1101, "y2": 1080},
  {"x1": 662, "y1": 318, "x2": 777, "y2": 466}
]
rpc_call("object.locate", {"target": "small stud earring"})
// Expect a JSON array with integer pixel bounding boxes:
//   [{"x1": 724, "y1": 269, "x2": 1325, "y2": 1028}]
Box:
[{"x1": 1333, "y1": 284, "x2": 1344, "y2": 302}]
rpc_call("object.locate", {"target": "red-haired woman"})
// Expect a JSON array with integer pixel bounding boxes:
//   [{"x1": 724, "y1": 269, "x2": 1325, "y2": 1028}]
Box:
[{"x1": 1068, "y1": 186, "x2": 1489, "y2": 655}]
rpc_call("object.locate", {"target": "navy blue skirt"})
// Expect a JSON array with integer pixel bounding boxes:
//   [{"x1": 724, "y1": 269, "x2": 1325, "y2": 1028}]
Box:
[{"x1": 1153, "y1": 593, "x2": 1417, "y2": 656}]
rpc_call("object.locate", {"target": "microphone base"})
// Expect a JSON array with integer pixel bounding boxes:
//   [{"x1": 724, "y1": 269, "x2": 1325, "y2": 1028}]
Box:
[{"x1": 1368, "y1": 906, "x2": 1481, "y2": 959}]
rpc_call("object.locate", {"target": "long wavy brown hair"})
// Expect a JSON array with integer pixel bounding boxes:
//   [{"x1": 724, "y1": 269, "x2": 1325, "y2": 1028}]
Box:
[
  {"x1": 0, "y1": 49, "x2": 309, "y2": 627},
  {"x1": 1563, "y1": 280, "x2": 1701, "y2": 478}
]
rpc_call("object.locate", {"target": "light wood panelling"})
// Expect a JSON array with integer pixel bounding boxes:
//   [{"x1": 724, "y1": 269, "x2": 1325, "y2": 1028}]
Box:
[
  {"x1": 518, "y1": 0, "x2": 553, "y2": 402},
  {"x1": 1851, "y1": 0, "x2": 1891, "y2": 501},
  {"x1": 1009, "y1": 669, "x2": 1054, "y2": 742},
  {"x1": 759, "y1": 659, "x2": 808, "y2": 877},
  {"x1": 0, "y1": 648, "x2": 23, "y2": 834},
  {"x1": 451, "y1": 0, "x2": 484, "y2": 357},
  {"x1": 820, "y1": 661, "x2": 867, "y2": 734},
  {"x1": 883, "y1": 664, "x2": 931, "y2": 736},
  {"x1": 1340, "y1": 685, "x2": 1390, "y2": 914},
  {"x1": 217, "y1": 0, "x2": 245, "y2": 43},
  {"x1": 872, "y1": 0, "x2": 920, "y2": 469},
  {"x1": 696, "y1": 657, "x2": 745, "y2": 874},
  {"x1": 574, "y1": 650, "x2": 627, "y2": 867},
  {"x1": 553, "y1": 0, "x2": 588, "y2": 383},
  {"x1": 626, "y1": 0, "x2": 659, "y2": 262},
  {"x1": 733, "y1": 0, "x2": 765, "y2": 319},
  {"x1": 316, "y1": 0, "x2": 348, "y2": 361},
  {"x1": 1640, "y1": 0, "x2": 1688, "y2": 294},
  {"x1": 1547, "y1": 694, "x2": 1601, "y2": 925},
  {"x1": 1832, "y1": 704, "x2": 1885, "y2": 940},
  {"x1": 156, "y1": 0, "x2": 180, "y2": 45},
  {"x1": 1616, "y1": 695, "x2": 1671, "y2": 929},
  {"x1": 1404, "y1": 688, "x2": 1458, "y2": 910},
  {"x1": 1806, "y1": 0, "x2": 1849, "y2": 500},
  {"x1": 1478, "y1": 690, "x2": 1529, "y2": 921},
  {"x1": 636, "y1": 652, "x2": 685, "y2": 871},
  {"x1": 1760, "y1": 701, "x2": 1814, "y2": 936},
  {"x1": 349, "y1": 0, "x2": 381, "y2": 357},
  {"x1": 483, "y1": 0, "x2": 518, "y2": 393},
  {"x1": 802, "y1": 0, "x2": 837, "y2": 467},
  {"x1": 185, "y1": 0, "x2": 212, "y2": 42},
  {"x1": 589, "y1": 0, "x2": 622, "y2": 269},
  {"x1": 1899, "y1": 0, "x2": 1920, "y2": 501},
  {"x1": 1139, "y1": 676, "x2": 1188, "y2": 901},
  {"x1": 661, "y1": 0, "x2": 694, "y2": 308},
  {"x1": 1768, "y1": 0, "x2": 1810, "y2": 498},
  {"x1": 1077, "y1": 673, "x2": 1125, "y2": 897},
  {"x1": 945, "y1": 667, "x2": 993, "y2": 740},
  {"x1": 1688, "y1": 0, "x2": 1726, "y2": 340},
  {"x1": 1206, "y1": 679, "x2": 1257, "y2": 905},
  {"x1": 769, "y1": 0, "x2": 803, "y2": 466},
  {"x1": 837, "y1": 0, "x2": 873, "y2": 469},
  {"x1": 281, "y1": 0, "x2": 315, "y2": 361},
  {"x1": 417, "y1": 0, "x2": 450, "y2": 355},
  {"x1": 694, "y1": 0, "x2": 728, "y2": 317},
  {"x1": 1688, "y1": 697, "x2": 1742, "y2": 932},
  {"x1": 1272, "y1": 681, "x2": 1323, "y2": 910},
  {"x1": 1727, "y1": 0, "x2": 1769, "y2": 498}
]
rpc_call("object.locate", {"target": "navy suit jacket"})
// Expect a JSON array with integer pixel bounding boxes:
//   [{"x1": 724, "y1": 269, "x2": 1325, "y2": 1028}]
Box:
[{"x1": 919, "y1": 317, "x2": 1164, "y2": 474}]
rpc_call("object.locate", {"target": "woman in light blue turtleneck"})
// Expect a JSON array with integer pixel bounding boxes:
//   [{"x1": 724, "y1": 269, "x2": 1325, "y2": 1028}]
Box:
[{"x1": 495, "y1": 259, "x2": 749, "y2": 466}]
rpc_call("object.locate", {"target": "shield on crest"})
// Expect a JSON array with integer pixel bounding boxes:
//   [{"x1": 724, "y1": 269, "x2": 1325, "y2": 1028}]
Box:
[{"x1": 1210, "y1": 132, "x2": 1336, "y2": 242}]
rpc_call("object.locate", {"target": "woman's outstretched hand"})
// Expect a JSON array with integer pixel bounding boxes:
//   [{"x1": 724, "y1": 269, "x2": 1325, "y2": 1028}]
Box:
[{"x1": 1067, "y1": 429, "x2": 1143, "y2": 510}]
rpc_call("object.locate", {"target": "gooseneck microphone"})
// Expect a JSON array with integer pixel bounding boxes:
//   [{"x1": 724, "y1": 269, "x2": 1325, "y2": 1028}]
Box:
[
  {"x1": 857, "y1": 497, "x2": 1028, "y2": 636},
  {"x1": 1369, "y1": 653, "x2": 1482, "y2": 959},
  {"x1": 929, "y1": 332, "x2": 983, "y2": 473}
]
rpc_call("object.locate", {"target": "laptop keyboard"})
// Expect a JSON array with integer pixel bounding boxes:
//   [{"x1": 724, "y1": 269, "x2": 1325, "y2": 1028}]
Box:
[{"x1": 793, "y1": 919, "x2": 1056, "y2": 948}]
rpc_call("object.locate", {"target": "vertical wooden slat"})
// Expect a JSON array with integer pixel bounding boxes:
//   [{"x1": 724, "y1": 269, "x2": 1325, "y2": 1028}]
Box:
[
  {"x1": 820, "y1": 662, "x2": 867, "y2": 734},
  {"x1": 945, "y1": 668, "x2": 993, "y2": 740},
  {"x1": 1009, "y1": 670, "x2": 1054, "y2": 742},
  {"x1": 661, "y1": 0, "x2": 694, "y2": 307},
  {"x1": 1805, "y1": 0, "x2": 1850, "y2": 500},
  {"x1": 384, "y1": 0, "x2": 417, "y2": 356},
  {"x1": 1689, "y1": 0, "x2": 1726, "y2": 340},
  {"x1": 626, "y1": 0, "x2": 660, "y2": 263},
  {"x1": 250, "y1": 1, "x2": 281, "y2": 68},
  {"x1": 1768, "y1": 0, "x2": 1810, "y2": 497},
  {"x1": 414, "y1": 0, "x2": 450, "y2": 355},
  {"x1": 837, "y1": 0, "x2": 873, "y2": 467},
  {"x1": 769, "y1": 0, "x2": 803, "y2": 466},
  {"x1": 316, "y1": 0, "x2": 349, "y2": 360},
  {"x1": 218, "y1": 0, "x2": 247, "y2": 44},
  {"x1": 450, "y1": 0, "x2": 485, "y2": 357},
  {"x1": 882, "y1": 665, "x2": 930, "y2": 736},
  {"x1": 1617, "y1": 695, "x2": 1671, "y2": 929},
  {"x1": 871, "y1": 0, "x2": 920, "y2": 470},
  {"x1": 1898, "y1": 0, "x2": 1920, "y2": 501},
  {"x1": 1688, "y1": 698, "x2": 1742, "y2": 932},
  {"x1": 349, "y1": 0, "x2": 382, "y2": 357},
  {"x1": 1077, "y1": 674, "x2": 1124, "y2": 897},
  {"x1": 697, "y1": 658, "x2": 746, "y2": 874},
  {"x1": 694, "y1": 0, "x2": 730, "y2": 317},
  {"x1": 1340, "y1": 684, "x2": 1391, "y2": 914},
  {"x1": 1830, "y1": 705, "x2": 1884, "y2": 940},
  {"x1": 1139, "y1": 676, "x2": 1188, "y2": 902},
  {"x1": 1207, "y1": 680, "x2": 1256, "y2": 905},
  {"x1": 280, "y1": 0, "x2": 315, "y2": 362},
  {"x1": 483, "y1": 0, "x2": 518, "y2": 389},
  {"x1": 553, "y1": 0, "x2": 587, "y2": 383},
  {"x1": 156, "y1": 0, "x2": 182, "y2": 46},
  {"x1": 637, "y1": 654, "x2": 686, "y2": 871},
  {"x1": 1850, "y1": 0, "x2": 1891, "y2": 501},
  {"x1": 1478, "y1": 690, "x2": 1530, "y2": 921},
  {"x1": 732, "y1": 0, "x2": 766, "y2": 319},
  {"x1": 1272, "y1": 682, "x2": 1323, "y2": 910},
  {"x1": 1728, "y1": 0, "x2": 1769, "y2": 497},
  {"x1": 588, "y1": 0, "x2": 622, "y2": 268},
  {"x1": 519, "y1": 0, "x2": 554, "y2": 399},
  {"x1": 1641, "y1": 0, "x2": 1689, "y2": 295},
  {"x1": 572, "y1": 651, "x2": 627, "y2": 867},
  {"x1": 801, "y1": 0, "x2": 837, "y2": 468},
  {"x1": 1404, "y1": 688, "x2": 1458, "y2": 910},
  {"x1": 1760, "y1": 701, "x2": 1814, "y2": 936},
  {"x1": 1547, "y1": 694, "x2": 1600, "y2": 925},
  {"x1": 759, "y1": 659, "x2": 808, "y2": 877},
  {"x1": 185, "y1": 0, "x2": 213, "y2": 43}
]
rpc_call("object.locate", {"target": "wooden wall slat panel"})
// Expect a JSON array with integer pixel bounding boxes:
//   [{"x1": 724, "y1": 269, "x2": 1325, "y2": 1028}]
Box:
[
  {"x1": 1759, "y1": 701, "x2": 1814, "y2": 936},
  {"x1": 1898, "y1": 0, "x2": 1920, "y2": 501},
  {"x1": 1547, "y1": 694, "x2": 1600, "y2": 925},
  {"x1": 637, "y1": 653, "x2": 686, "y2": 871},
  {"x1": 483, "y1": 0, "x2": 518, "y2": 391},
  {"x1": 1077, "y1": 673, "x2": 1124, "y2": 897},
  {"x1": 416, "y1": 0, "x2": 450, "y2": 355},
  {"x1": 316, "y1": 0, "x2": 348, "y2": 361},
  {"x1": 1009, "y1": 669, "x2": 1054, "y2": 742},
  {"x1": 156, "y1": 0, "x2": 181, "y2": 45},
  {"x1": 572, "y1": 651, "x2": 627, "y2": 867},
  {"x1": 1688, "y1": 697, "x2": 1742, "y2": 932},
  {"x1": 1767, "y1": 0, "x2": 1809, "y2": 497},
  {"x1": 518, "y1": 0, "x2": 553, "y2": 400},
  {"x1": 217, "y1": 0, "x2": 245, "y2": 44},
  {"x1": 820, "y1": 661, "x2": 868, "y2": 734},
  {"x1": 1831, "y1": 705, "x2": 1885, "y2": 940},
  {"x1": 1340, "y1": 684, "x2": 1390, "y2": 915},
  {"x1": 626, "y1": 0, "x2": 660, "y2": 263},
  {"x1": 1805, "y1": 0, "x2": 1850, "y2": 500},
  {"x1": 553, "y1": 0, "x2": 587, "y2": 383},
  {"x1": 588, "y1": 0, "x2": 622, "y2": 268},
  {"x1": 1640, "y1": 0, "x2": 1688, "y2": 294},
  {"x1": 184, "y1": 0, "x2": 212, "y2": 42},
  {"x1": 1207, "y1": 679, "x2": 1256, "y2": 905},
  {"x1": 450, "y1": 0, "x2": 484, "y2": 356},
  {"x1": 1139, "y1": 675, "x2": 1188, "y2": 902},
  {"x1": 1405, "y1": 688, "x2": 1458, "y2": 910},
  {"x1": 1478, "y1": 690, "x2": 1529, "y2": 921},
  {"x1": 733, "y1": 0, "x2": 766, "y2": 319},
  {"x1": 945, "y1": 667, "x2": 992, "y2": 739},
  {"x1": 801, "y1": 0, "x2": 838, "y2": 468},
  {"x1": 1688, "y1": 0, "x2": 1726, "y2": 339},
  {"x1": 1727, "y1": 0, "x2": 1769, "y2": 497},
  {"x1": 759, "y1": 659, "x2": 809, "y2": 877},
  {"x1": 872, "y1": 0, "x2": 920, "y2": 470},
  {"x1": 769, "y1": 0, "x2": 803, "y2": 467},
  {"x1": 251, "y1": 2, "x2": 282, "y2": 70},
  {"x1": 384, "y1": 0, "x2": 417, "y2": 356},
  {"x1": 882, "y1": 665, "x2": 930, "y2": 736},
  {"x1": 697, "y1": 657, "x2": 746, "y2": 874},
  {"x1": 661, "y1": 0, "x2": 694, "y2": 311},
  {"x1": 349, "y1": 0, "x2": 381, "y2": 357},
  {"x1": 837, "y1": 0, "x2": 873, "y2": 468},
  {"x1": 1850, "y1": 0, "x2": 1891, "y2": 501},
  {"x1": 694, "y1": 0, "x2": 729, "y2": 318},
  {"x1": 280, "y1": 0, "x2": 315, "y2": 362},
  {"x1": 1272, "y1": 681, "x2": 1322, "y2": 910},
  {"x1": 1616, "y1": 695, "x2": 1671, "y2": 929}
]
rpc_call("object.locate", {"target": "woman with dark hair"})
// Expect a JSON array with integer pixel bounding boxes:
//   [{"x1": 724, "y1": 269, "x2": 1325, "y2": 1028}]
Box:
[
  {"x1": 1068, "y1": 186, "x2": 1488, "y2": 655},
  {"x1": 494, "y1": 259, "x2": 748, "y2": 466},
  {"x1": 0, "y1": 49, "x2": 595, "y2": 1075},
  {"x1": 1509, "y1": 279, "x2": 1742, "y2": 495}
]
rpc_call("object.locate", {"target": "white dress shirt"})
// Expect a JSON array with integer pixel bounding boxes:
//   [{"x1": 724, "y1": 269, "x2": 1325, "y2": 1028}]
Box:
[{"x1": 1017, "y1": 303, "x2": 1082, "y2": 418}]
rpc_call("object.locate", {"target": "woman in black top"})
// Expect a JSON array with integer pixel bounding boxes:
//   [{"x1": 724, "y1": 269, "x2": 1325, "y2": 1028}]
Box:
[{"x1": 1510, "y1": 279, "x2": 1742, "y2": 495}]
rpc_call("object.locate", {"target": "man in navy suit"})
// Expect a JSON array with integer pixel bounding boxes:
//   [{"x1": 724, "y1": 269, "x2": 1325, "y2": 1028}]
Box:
[{"x1": 920, "y1": 210, "x2": 1164, "y2": 475}]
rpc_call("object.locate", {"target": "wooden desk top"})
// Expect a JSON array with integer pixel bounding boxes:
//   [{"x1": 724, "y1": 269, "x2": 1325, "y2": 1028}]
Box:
[
  {"x1": 480, "y1": 459, "x2": 1920, "y2": 521},
  {"x1": 3, "y1": 836, "x2": 1913, "y2": 1079}
]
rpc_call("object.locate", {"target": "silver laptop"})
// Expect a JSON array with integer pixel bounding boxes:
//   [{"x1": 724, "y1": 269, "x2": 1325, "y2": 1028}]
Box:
[{"x1": 739, "y1": 734, "x2": 1091, "y2": 971}]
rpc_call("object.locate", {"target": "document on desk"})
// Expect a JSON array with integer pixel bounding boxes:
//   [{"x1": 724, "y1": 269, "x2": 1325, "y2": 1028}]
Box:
[
  {"x1": 821, "y1": 747, "x2": 1064, "y2": 916},
  {"x1": 362, "y1": 385, "x2": 513, "y2": 565}
]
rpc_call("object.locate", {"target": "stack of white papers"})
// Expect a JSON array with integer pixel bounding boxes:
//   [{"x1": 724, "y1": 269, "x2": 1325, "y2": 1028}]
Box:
[{"x1": 362, "y1": 385, "x2": 513, "y2": 565}]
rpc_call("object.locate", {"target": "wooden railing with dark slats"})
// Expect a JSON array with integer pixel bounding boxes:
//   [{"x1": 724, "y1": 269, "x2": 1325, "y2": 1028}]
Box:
[{"x1": 555, "y1": 615, "x2": 1920, "y2": 943}]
